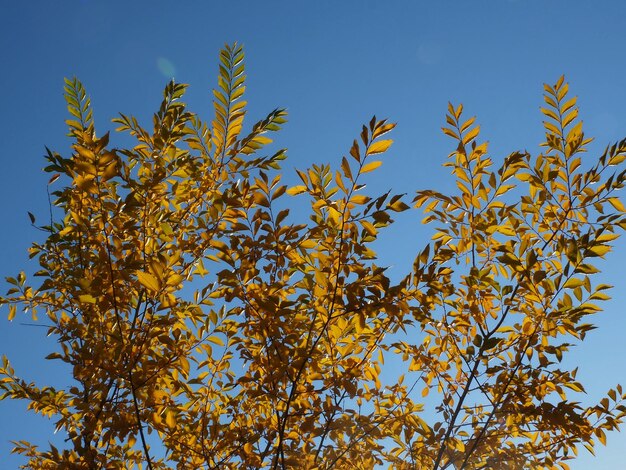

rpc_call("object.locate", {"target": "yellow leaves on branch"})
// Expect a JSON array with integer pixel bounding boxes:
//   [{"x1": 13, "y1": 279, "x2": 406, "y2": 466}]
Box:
[{"x1": 1, "y1": 49, "x2": 626, "y2": 470}]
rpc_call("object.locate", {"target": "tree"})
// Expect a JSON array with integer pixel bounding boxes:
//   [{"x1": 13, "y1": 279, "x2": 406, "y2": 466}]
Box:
[{"x1": 1, "y1": 43, "x2": 626, "y2": 469}]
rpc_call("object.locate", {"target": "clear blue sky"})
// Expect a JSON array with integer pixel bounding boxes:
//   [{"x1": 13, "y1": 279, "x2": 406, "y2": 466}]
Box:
[{"x1": 1, "y1": 1, "x2": 625, "y2": 467}]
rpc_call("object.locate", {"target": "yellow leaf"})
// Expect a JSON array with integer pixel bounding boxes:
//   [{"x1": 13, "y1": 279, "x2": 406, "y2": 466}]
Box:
[
  {"x1": 137, "y1": 271, "x2": 160, "y2": 293},
  {"x1": 286, "y1": 185, "x2": 307, "y2": 196},
  {"x1": 350, "y1": 194, "x2": 369, "y2": 205},
  {"x1": 462, "y1": 125, "x2": 480, "y2": 145},
  {"x1": 372, "y1": 122, "x2": 395, "y2": 139},
  {"x1": 522, "y1": 319, "x2": 534, "y2": 335},
  {"x1": 361, "y1": 220, "x2": 377, "y2": 236},
  {"x1": 388, "y1": 200, "x2": 409, "y2": 212},
  {"x1": 540, "y1": 107, "x2": 559, "y2": 121},
  {"x1": 299, "y1": 239, "x2": 317, "y2": 249},
  {"x1": 166, "y1": 409, "x2": 176, "y2": 428},
  {"x1": 460, "y1": 116, "x2": 476, "y2": 133},
  {"x1": 78, "y1": 294, "x2": 96, "y2": 304},
  {"x1": 208, "y1": 336, "x2": 224, "y2": 346},
  {"x1": 497, "y1": 225, "x2": 516, "y2": 236},
  {"x1": 597, "y1": 233, "x2": 620, "y2": 243},
  {"x1": 166, "y1": 274, "x2": 184, "y2": 287},
  {"x1": 8, "y1": 304, "x2": 16, "y2": 321},
  {"x1": 194, "y1": 259, "x2": 209, "y2": 277},
  {"x1": 608, "y1": 197, "x2": 625, "y2": 212},
  {"x1": 74, "y1": 174, "x2": 96, "y2": 191},
  {"x1": 454, "y1": 439, "x2": 466, "y2": 452},
  {"x1": 355, "y1": 312, "x2": 366, "y2": 333},
  {"x1": 161, "y1": 222, "x2": 174, "y2": 236},
  {"x1": 366, "y1": 139, "x2": 393, "y2": 156},
  {"x1": 565, "y1": 121, "x2": 583, "y2": 144},
  {"x1": 543, "y1": 120, "x2": 560, "y2": 136},
  {"x1": 563, "y1": 277, "x2": 584, "y2": 289},
  {"x1": 361, "y1": 160, "x2": 382, "y2": 174},
  {"x1": 562, "y1": 108, "x2": 578, "y2": 128},
  {"x1": 589, "y1": 245, "x2": 610, "y2": 257},
  {"x1": 327, "y1": 206, "x2": 341, "y2": 225},
  {"x1": 315, "y1": 269, "x2": 328, "y2": 288},
  {"x1": 101, "y1": 160, "x2": 118, "y2": 181},
  {"x1": 442, "y1": 127, "x2": 459, "y2": 139}
]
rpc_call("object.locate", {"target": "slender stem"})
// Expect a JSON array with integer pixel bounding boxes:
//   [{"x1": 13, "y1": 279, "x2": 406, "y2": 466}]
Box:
[{"x1": 129, "y1": 375, "x2": 154, "y2": 470}]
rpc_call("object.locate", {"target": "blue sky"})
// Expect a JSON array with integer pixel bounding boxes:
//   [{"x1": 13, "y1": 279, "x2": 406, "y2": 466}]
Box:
[{"x1": 1, "y1": 1, "x2": 625, "y2": 467}]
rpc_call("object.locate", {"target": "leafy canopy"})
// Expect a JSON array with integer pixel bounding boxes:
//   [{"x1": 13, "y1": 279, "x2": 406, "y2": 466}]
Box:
[{"x1": 2, "y1": 44, "x2": 626, "y2": 469}]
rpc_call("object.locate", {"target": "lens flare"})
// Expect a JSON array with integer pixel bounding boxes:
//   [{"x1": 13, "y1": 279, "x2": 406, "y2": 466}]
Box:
[{"x1": 157, "y1": 57, "x2": 176, "y2": 78}]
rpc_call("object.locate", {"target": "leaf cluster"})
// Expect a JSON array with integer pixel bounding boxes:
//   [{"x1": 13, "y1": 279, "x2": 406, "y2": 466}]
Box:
[{"x1": 1, "y1": 48, "x2": 626, "y2": 470}]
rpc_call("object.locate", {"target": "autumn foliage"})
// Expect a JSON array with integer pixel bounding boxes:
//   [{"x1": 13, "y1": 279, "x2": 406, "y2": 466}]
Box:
[{"x1": 2, "y1": 44, "x2": 626, "y2": 469}]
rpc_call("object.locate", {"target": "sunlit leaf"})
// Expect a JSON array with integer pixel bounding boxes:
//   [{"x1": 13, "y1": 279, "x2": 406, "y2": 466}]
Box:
[
  {"x1": 366, "y1": 139, "x2": 393, "y2": 156},
  {"x1": 137, "y1": 271, "x2": 160, "y2": 293},
  {"x1": 361, "y1": 160, "x2": 383, "y2": 173}
]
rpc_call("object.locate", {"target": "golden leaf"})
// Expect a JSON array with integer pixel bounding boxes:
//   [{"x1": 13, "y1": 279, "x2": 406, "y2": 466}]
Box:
[
  {"x1": 462, "y1": 125, "x2": 480, "y2": 145},
  {"x1": 361, "y1": 160, "x2": 383, "y2": 174},
  {"x1": 361, "y1": 220, "x2": 377, "y2": 236},
  {"x1": 608, "y1": 197, "x2": 625, "y2": 212},
  {"x1": 78, "y1": 294, "x2": 96, "y2": 304},
  {"x1": 166, "y1": 410, "x2": 176, "y2": 428},
  {"x1": 563, "y1": 277, "x2": 584, "y2": 289},
  {"x1": 366, "y1": 139, "x2": 393, "y2": 156},
  {"x1": 208, "y1": 336, "x2": 224, "y2": 346},
  {"x1": 350, "y1": 194, "x2": 369, "y2": 205},
  {"x1": 286, "y1": 185, "x2": 307, "y2": 196},
  {"x1": 137, "y1": 271, "x2": 160, "y2": 293},
  {"x1": 8, "y1": 305, "x2": 16, "y2": 321}
]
